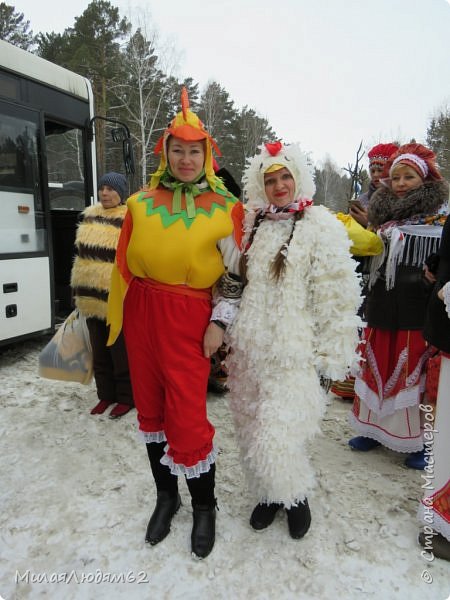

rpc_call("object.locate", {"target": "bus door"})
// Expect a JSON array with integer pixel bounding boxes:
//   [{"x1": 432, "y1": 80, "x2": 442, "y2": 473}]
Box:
[
  {"x1": 44, "y1": 120, "x2": 92, "y2": 320},
  {"x1": 0, "y1": 100, "x2": 50, "y2": 344}
]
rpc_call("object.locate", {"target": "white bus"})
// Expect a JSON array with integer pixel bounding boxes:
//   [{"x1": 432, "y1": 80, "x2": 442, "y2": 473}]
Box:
[{"x1": 0, "y1": 40, "x2": 132, "y2": 346}]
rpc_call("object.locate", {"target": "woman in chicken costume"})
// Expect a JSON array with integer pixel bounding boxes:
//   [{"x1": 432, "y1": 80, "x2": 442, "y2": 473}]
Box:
[
  {"x1": 226, "y1": 141, "x2": 362, "y2": 539},
  {"x1": 107, "y1": 88, "x2": 243, "y2": 559}
]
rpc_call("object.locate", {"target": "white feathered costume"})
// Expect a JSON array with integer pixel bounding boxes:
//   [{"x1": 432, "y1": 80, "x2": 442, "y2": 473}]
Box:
[{"x1": 226, "y1": 142, "x2": 362, "y2": 507}]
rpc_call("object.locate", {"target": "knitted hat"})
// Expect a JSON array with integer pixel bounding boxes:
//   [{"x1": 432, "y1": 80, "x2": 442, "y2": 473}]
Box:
[
  {"x1": 98, "y1": 172, "x2": 128, "y2": 202},
  {"x1": 242, "y1": 141, "x2": 315, "y2": 211},
  {"x1": 385, "y1": 143, "x2": 442, "y2": 181},
  {"x1": 367, "y1": 143, "x2": 399, "y2": 167},
  {"x1": 150, "y1": 87, "x2": 224, "y2": 192}
]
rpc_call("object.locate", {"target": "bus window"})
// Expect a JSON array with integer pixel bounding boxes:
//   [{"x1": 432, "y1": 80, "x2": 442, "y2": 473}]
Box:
[
  {"x1": 0, "y1": 110, "x2": 43, "y2": 255},
  {"x1": 45, "y1": 122, "x2": 87, "y2": 211},
  {"x1": 0, "y1": 72, "x2": 19, "y2": 100}
]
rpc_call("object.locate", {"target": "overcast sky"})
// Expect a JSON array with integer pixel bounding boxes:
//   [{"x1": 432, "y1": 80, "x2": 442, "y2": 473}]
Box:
[{"x1": 13, "y1": 0, "x2": 450, "y2": 169}]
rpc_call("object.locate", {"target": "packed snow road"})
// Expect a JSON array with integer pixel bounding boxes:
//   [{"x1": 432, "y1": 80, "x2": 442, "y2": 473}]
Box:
[{"x1": 0, "y1": 339, "x2": 449, "y2": 599}]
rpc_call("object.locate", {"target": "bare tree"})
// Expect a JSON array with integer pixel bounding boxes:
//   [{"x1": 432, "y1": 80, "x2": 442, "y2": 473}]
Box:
[
  {"x1": 314, "y1": 156, "x2": 350, "y2": 212},
  {"x1": 343, "y1": 141, "x2": 365, "y2": 200},
  {"x1": 110, "y1": 9, "x2": 182, "y2": 186}
]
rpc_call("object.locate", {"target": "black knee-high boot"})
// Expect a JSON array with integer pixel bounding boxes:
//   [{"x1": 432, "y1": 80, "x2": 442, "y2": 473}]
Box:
[
  {"x1": 146, "y1": 441, "x2": 178, "y2": 493},
  {"x1": 186, "y1": 464, "x2": 216, "y2": 558},
  {"x1": 145, "y1": 442, "x2": 181, "y2": 545}
]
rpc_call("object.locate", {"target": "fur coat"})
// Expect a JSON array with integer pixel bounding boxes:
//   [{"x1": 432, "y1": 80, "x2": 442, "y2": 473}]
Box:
[
  {"x1": 368, "y1": 180, "x2": 448, "y2": 228},
  {"x1": 71, "y1": 203, "x2": 127, "y2": 320},
  {"x1": 423, "y1": 214, "x2": 450, "y2": 352},
  {"x1": 226, "y1": 205, "x2": 362, "y2": 507}
]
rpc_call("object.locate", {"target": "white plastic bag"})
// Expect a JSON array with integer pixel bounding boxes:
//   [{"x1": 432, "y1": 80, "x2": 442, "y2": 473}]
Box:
[{"x1": 38, "y1": 310, "x2": 93, "y2": 384}]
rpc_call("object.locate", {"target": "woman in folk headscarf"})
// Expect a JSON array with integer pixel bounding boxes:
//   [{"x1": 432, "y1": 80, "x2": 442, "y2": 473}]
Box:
[
  {"x1": 226, "y1": 141, "x2": 362, "y2": 539},
  {"x1": 349, "y1": 143, "x2": 449, "y2": 469},
  {"x1": 107, "y1": 88, "x2": 244, "y2": 559}
]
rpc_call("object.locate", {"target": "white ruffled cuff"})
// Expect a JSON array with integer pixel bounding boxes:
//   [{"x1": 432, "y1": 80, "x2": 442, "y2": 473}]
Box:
[
  {"x1": 160, "y1": 444, "x2": 218, "y2": 479},
  {"x1": 138, "y1": 430, "x2": 167, "y2": 444},
  {"x1": 211, "y1": 298, "x2": 239, "y2": 326}
]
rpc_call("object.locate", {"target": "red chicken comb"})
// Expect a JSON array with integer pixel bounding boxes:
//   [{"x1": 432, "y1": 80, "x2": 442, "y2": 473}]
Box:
[{"x1": 265, "y1": 141, "x2": 283, "y2": 156}]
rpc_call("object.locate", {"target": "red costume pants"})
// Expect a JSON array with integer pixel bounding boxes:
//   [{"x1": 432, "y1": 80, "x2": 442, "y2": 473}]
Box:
[{"x1": 123, "y1": 278, "x2": 215, "y2": 471}]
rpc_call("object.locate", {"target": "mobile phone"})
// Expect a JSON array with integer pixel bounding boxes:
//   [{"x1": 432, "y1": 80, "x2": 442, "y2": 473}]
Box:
[{"x1": 348, "y1": 199, "x2": 363, "y2": 211}]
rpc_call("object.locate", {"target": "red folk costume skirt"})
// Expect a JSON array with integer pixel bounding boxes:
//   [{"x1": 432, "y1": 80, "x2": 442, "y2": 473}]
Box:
[
  {"x1": 350, "y1": 327, "x2": 433, "y2": 452},
  {"x1": 419, "y1": 354, "x2": 450, "y2": 541},
  {"x1": 123, "y1": 278, "x2": 216, "y2": 478}
]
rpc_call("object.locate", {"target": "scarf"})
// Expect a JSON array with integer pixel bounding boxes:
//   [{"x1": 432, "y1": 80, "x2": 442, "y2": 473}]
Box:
[
  {"x1": 160, "y1": 168, "x2": 210, "y2": 218},
  {"x1": 368, "y1": 180, "x2": 448, "y2": 229},
  {"x1": 264, "y1": 197, "x2": 313, "y2": 221}
]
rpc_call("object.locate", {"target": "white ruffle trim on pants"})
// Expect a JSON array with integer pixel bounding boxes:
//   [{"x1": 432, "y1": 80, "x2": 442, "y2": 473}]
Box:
[
  {"x1": 138, "y1": 430, "x2": 217, "y2": 478},
  {"x1": 160, "y1": 445, "x2": 218, "y2": 479},
  {"x1": 138, "y1": 429, "x2": 167, "y2": 444}
]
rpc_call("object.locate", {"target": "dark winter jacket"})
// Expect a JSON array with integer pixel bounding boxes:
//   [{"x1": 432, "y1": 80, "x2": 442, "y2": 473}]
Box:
[
  {"x1": 365, "y1": 180, "x2": 449, "y2": 330},
  {"x1": 423, "y1": 214, "x2": 450, "y2": 352}
]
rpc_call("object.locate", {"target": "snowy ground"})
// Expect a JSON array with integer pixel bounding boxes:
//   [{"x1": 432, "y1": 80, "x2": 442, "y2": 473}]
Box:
[{"x1": 1, "y1": 338, "x2": 449, "y2": 600}]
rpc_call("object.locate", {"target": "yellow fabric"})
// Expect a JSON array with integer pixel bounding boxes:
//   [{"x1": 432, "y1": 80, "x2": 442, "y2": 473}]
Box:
[
  {"x1": 107, "y1": 264, "x2": 129, "y2": 345},
  {"x1": 335, "y1": 212, "x2": 384, "y2": 256},
  {"x1": 264, "y1": 163, "x2": 285, "y2": 173}
]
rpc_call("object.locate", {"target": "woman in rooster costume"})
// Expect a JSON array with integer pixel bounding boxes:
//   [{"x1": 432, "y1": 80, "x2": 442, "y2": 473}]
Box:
[{"x1": 107, "y1": 88, "x2": 243, "y2": 559}]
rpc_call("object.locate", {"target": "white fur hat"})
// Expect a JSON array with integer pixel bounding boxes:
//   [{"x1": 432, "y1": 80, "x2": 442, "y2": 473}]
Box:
[{"x1": 242, "y1": 141, "x2": 316, "y2": 211}]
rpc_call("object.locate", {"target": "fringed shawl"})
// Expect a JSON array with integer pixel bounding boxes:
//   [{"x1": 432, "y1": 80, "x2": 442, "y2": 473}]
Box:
[
  {"x1": 368, "y1": 180, "x2": 448, "y2": 228},
  {"x1": 367, "y1": 180, "x2": 449, "y2": 290}
]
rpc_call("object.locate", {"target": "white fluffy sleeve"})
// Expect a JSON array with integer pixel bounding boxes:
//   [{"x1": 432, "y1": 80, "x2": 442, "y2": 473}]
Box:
[
  {"x1": 211, "y1": 233, "x2": 243, "y2": 326},
  {"x1": 442, "y1": 281, "x2": 450, "y2": 319},
  {"x1": 308, "y1": 206, "x2": 363, "y2": 380}
]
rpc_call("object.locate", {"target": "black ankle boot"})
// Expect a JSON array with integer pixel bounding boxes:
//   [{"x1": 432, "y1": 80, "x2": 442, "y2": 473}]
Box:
[
  {"x1": 145, "y1": 490, "x2": 181, "y2": 545},
  {"x1": 250, "y1": 502, "x2": 281, "y2": 530},
  {"x1": 286, "y1": 498, "x2": 311, "y2": 539},
  {"x1": 191, "y1": 502, "x2": 216, "y2": 559}
]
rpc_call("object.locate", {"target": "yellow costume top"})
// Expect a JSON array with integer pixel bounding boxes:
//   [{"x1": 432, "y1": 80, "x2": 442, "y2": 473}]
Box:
[{"x1": 107, "y1": 186, "x2": 243, "y2": 344}]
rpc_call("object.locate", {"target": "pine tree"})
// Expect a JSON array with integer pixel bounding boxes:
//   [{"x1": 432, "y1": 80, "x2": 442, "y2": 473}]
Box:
[
  {"x1": 427, "y1": 107, "x2": 450, "y2": 181},
  {"x1": 198, "y1": 81, "x2": 239, "y2": 176},
  {"x1": 0, "y1": 3, "x2": 34, "y2": 49},
  {"x1": 233, "y1": 106, "x2": 277, "y2": 184},
  {"x1": 68, "y1": 1, "x2": 130, "y2": 171}
]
